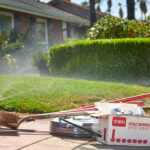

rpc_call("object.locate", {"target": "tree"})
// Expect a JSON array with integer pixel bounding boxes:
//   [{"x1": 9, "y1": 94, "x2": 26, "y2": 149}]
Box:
[
  {"x1": 82, "y1": 0, "x2": 103, "y2": 11},
  {"x1": 96, "y1": 0, "x2": 103, "y2": 12},
  {"x1": 82, "y1": 1, "x2": 89, "y2": 7},
  {"x1": 89, "y1": 0, "x2": 96, "y2": 27},
  {"x1": 96, "y1": 5, "x2": 101, "y2": 11},
  {"x1": 118, "y1": 3, "x2": 124, "y2": 18},
  {"x1": 82, "y1": 0, "x2": 137, "y2": 20},
  {"x1": 139, "y1": 0, "x2": 147, "y2": 20},
  {"x1": 107, "y1": 0, "x2": 112, "y2": 14},
  {"x1": 127, "y1": 0, "x2": 135, "y2": 20}
]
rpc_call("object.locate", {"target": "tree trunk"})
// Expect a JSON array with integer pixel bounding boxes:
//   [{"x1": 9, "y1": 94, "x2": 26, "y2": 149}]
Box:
[
  {"x1": 89, "y1": 0, "x2": 96, "y2": 27},
  {"x1": 127, "y1": 0, "x2": 135, "y2": 20}
]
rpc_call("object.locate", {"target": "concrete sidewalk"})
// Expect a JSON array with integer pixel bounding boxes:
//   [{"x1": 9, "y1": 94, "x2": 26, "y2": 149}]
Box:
[
  {"x1": 21, "y1": 136, "x2": 88, "y2": 150},
  {"x1": 0, "y1": 119, "x2": 88, "y2": 150}
]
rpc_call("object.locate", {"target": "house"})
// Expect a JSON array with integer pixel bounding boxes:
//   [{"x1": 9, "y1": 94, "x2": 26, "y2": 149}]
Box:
[
  {"x1": 49, "y1": 0, "x2": 107, "y2": 38},
  {"x1": 0, "y1": 0, "x2": 89, "y2": 47},
  {"x1": 0, "y1": 0, "x2": 107, "y2": 48}
]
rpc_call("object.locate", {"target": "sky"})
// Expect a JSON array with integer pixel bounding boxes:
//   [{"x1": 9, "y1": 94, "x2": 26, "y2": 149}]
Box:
[{"x1": 40, "y1": 0, "x2": 150, "y2": 20}]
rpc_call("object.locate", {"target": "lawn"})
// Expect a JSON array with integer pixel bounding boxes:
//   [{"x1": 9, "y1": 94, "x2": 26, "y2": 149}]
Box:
[{"x1": 0, "y1": 75, "x2": 149, "y2": 113}]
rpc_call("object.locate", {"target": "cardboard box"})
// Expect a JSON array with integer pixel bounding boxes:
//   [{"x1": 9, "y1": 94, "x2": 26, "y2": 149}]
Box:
[{"x1": 97, "y1": 115, "x2": 150, "y2": 146}]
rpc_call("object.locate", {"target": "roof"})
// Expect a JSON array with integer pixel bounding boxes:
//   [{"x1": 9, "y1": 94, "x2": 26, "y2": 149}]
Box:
[
  {"x1": 0, "y1": 0, "x2": 88, "y2": 25},
  {"x1": 49, "y1": 0, "x2": 107, "y2": 20}
]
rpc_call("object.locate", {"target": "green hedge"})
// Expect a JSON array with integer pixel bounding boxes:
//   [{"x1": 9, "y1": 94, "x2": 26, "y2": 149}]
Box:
[{"x1": 49, "y1": 38, "x2": 150, "y2": 81}]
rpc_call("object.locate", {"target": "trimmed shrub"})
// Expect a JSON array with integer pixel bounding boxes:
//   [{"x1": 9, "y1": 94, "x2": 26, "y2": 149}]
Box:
[
  {"x1": 88, "y1": 16, "x2": 150, "y2": 39},
  {"x1": 49, "y1": 38, "x2": 150, "y2": 81}
]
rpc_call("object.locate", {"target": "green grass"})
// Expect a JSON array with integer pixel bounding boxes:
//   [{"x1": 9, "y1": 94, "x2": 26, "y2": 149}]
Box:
[{"x1": 0, "y1": 75, "x2": 149, "y2": 113}]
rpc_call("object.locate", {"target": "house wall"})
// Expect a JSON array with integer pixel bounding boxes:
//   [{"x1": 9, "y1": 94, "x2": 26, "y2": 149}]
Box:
[
  {"x1": 66, "y1": 22, "x2": 87, "y2": 39},
  {"x1": 62, "y1": 21, "x2": 67, "y2": 37},
  {"x1": 20, "y1": 14, "x2": 30, "y2": 33},
  {"x1": 51, "y1": 19, "x2": 63, "y2": 45}
]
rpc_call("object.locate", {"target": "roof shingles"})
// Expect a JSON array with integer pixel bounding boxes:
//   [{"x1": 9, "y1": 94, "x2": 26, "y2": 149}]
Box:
[{"x1": 49, "y1": 0, "x2": 107, "y2": 20}]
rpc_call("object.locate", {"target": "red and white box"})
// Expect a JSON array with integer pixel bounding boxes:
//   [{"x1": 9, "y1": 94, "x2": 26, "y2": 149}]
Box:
[{"x1": 97, "y1": 114, "x2": 150, "y2": 146}]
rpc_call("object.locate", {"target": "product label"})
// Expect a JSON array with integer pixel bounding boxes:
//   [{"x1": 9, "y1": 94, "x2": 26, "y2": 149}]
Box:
[
  {"x1": 128, "y1": 122, "x2": 150, "y2": 130},
  {"x1": 112, "y1": 117, "x2": 126, "y2": 127}
]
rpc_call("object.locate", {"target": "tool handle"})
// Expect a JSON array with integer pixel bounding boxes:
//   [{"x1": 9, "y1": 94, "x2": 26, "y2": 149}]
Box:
[
  {"x1": 17, "y1": 111, "x2": 89, "y2": 128},
  {"x1": 111, "y1": 93, "x2": 150, "y2": 103}
]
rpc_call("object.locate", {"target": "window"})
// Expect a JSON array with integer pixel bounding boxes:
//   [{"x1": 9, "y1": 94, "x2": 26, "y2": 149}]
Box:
[
  {"x1": 36, "y1": 18, "x2": 48, "y2": 43},
  {"x1": 0, "y1": 12, "x2": 13, "y2": 33}
]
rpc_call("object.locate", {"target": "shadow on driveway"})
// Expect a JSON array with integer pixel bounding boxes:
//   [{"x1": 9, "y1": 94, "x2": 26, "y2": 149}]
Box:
[
  {"x1": 77, "y1": 142, "x2": 150, "y2": 150},
  {"x1": 0, "y1": 127, "x2": 50, "y2": 136}
]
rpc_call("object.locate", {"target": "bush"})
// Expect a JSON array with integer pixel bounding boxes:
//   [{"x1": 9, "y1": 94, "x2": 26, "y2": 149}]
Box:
[
  {"x1": 88, "y1": 16, "x2": 150, "y2": 39},
  {"x1": 0, "y1": 42, "x2": 23, "y2": 56},
  {"x1": 0, "y1": 32, "x2": 23, "y2": 56},
  {"x1": 0, "y1": 32, "x2": 24, "y2": 74},
  {"x1": 49, "y1": 38, "x2": 150, "y2": 81}
]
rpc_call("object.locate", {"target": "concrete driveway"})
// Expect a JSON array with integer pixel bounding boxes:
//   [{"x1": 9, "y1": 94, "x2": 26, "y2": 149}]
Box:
[{"x1": 0, "y1": 119, "x2": 88, "y2": 150}]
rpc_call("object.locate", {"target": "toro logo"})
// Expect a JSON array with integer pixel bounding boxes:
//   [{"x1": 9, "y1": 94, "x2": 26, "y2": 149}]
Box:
[{"x1": 112, "y1": 117, "x2": 126, "y2": 127}]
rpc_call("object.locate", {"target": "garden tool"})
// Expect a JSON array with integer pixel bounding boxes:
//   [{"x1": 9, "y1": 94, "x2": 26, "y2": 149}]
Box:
[{"x1": 0, "y1": 111, "x2": 90, "y2": 130}]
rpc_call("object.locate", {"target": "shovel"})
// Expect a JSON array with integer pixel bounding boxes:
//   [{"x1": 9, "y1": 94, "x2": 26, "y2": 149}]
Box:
[{"x1": 0, "y1": 110, "x2": 90, "y2": 130}]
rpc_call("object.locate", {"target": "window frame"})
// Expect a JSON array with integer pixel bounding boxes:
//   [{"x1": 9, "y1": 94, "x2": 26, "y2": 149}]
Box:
[
  {"x1": 36, "y1": 18, "x2": 48, "y2": 45},
  {"x1": 0, "y1": 11, "x2": 14, "y2": 32}
]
